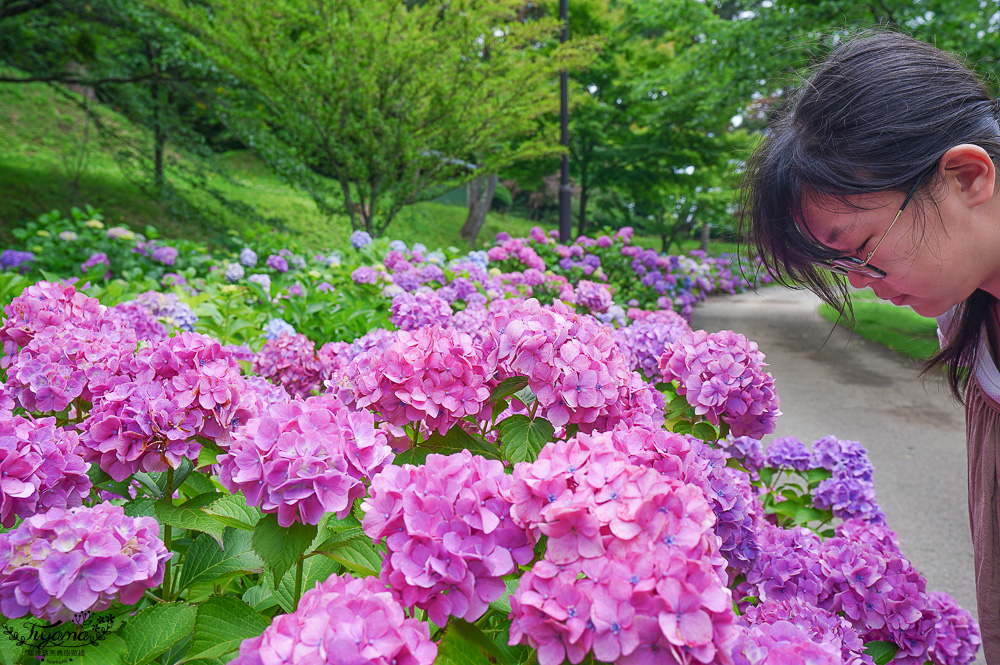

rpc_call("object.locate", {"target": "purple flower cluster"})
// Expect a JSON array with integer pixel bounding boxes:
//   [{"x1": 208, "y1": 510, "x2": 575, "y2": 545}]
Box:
[
  {"x1": 81, "y1": 252, "x2": 111, "y2": 276},
  {"x1": 484, "y1": 298, "x2": 636, "y2": 431},
  {"x1": 134, "y1": 291, "x2": 198, "y2": 331},
  {"x1": 252, "y1": 333, "x2": 322, "y2": 399},
  {"x1": 352, "y1": 266, "x2": 379, "y2": 284},
  {"x1": 928, "y1": 591, "x2": 982, "y2": 665},
  {"x1": 810, "y1": 435, "x2": 885, "y2": 523},
  {"x1": 506, "y1": 435, "x2": 737, "y2": 665},
  {"x1": 389, "y1": 288, "x2": 453, "y2": 330},
  {"x1": 224, "y1": 262, "x2": 244, "y2": 282},
  {"x1": 351, "y1": 230, "x2": 373, "y2": 249},
  {"x1": 0, "y1": 416, "x2": 91, "y2": 527},
  {"x1": 658, "y1": 329, "x2": 780, "y2": 439},
  {"x1": 363, "y1": 450, "x2": 532, "y2": 626},
  {"x1": 232, "y1": 574, "x2": 436, "y2": 665},
  {"x1": 262, "y1": 317, "x2": 295, "y2": 340},
  {"x1": 735, "y1": 599, "x2": 868, "y2": 665},
  {"x1": 486, "y1": 237, "x2": 546, "y2": 271},
  {"x1": 340, "y1": 326, "x2": 493, "y2": 435},
  {"x1": 0, "y1": 503, "x2": 168, "y2": 623},
  {"x1": 239, "y1": 248, "x2": 258, "y2": 267},
  {"x1": 110, "y1": 299, "x2": 170, "y2": 343},
  {"x1": 1, "y1": 281, "x2": 105, "y2": 357},
  {"x1": 620, "y1": 308, "x2": 692, "y2": 378},
  {"x1": 0, "y1": 249, "x2": 35, "y2": 273},
  {"x1": 265, "y1": 254, "x2": 289, "y2": 273},
  {"x1": 573, "y1": 279, "x2": 614, "y2": 313},
  {"x1": 219, "y1": 394, "x2": 392, "y2": 526}
]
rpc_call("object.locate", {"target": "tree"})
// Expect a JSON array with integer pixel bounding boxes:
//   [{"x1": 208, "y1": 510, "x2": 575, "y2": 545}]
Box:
[{"x1": 153, "y1": 0, "x2": 595, "y2": 238}]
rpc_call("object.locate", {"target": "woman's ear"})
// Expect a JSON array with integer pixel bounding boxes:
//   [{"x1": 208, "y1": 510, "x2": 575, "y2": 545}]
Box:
[{"x1": 938, "y1": 144, "x2": 996, "y2": 208}]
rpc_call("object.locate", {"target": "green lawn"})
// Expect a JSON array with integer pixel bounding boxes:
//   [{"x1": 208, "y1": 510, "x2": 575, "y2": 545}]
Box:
[
  {"x1": 818, "y1": 289, "x2": 940, "y2": 361},
  {"x1": 0, "y1": 66, "x2": 738, "y2": 256}
]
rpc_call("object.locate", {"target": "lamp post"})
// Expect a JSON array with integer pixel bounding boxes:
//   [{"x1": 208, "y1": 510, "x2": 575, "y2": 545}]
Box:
[{"x1": 558, "y1": 0, "x2": 572, "y2": 243}]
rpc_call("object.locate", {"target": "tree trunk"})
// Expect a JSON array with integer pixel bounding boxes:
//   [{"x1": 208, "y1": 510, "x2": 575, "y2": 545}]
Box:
[
  {"x1": 146, "y1": 42, "x2": 165, "y2": 188},
  {"x1": 700, "y1": 221, "x2": 710, "y2": 253},
  {"x1": 460, "y1": 173, "x2": 498, "y2": 249},
  {"x1": 576, "y1": 184, "x2": 588, "y2": 239}
]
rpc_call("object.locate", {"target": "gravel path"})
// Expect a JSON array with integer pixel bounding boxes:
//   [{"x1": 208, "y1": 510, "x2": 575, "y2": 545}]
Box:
[{"x1": 689, "y1": 285, "x2": 981, "y2": 661}]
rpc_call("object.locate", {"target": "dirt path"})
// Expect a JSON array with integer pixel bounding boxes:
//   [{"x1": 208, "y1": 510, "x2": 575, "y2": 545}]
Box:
[{"x1": 690, "y1": 285, "x2": 980, "y2": 656}]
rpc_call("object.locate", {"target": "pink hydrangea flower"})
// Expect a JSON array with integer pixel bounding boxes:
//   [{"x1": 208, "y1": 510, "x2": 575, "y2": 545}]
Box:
[
  {"x1": 928, "y1": 591, "x2": 982, "y2": 665},
  {"x1": 363, "y1": 450, "x2": 533, "y2": 626},
  {"x1": 0, "y1": 416, "x2": 91, "y2": 527},
  {"x1": 658, "y1": 329, "x2": 781, "y2": 439},
  {"x1": 1, "y1": 281, "x2": 105, "y2": 361},
  {"x1": 252, "y1": 332, "x2": 322, "y2": 399},
  {"x1": 0, "y1": 503, "x2": 168, "y2": 623},
  {"x1": 341, "y1": 326, "x2": 495, "y2": 436},
  {"x1": 219, "y1": 394, "x2": 393, "y2": 526},
  {"x1": 389, "y1": 288, "x2": 453, "y2": 330},
  {"x1": 231, "y1": 574, "x2": 436, "y2": 665},
  {"x1": 574, "y1": 280, "x2": 614, "y2": 313}
]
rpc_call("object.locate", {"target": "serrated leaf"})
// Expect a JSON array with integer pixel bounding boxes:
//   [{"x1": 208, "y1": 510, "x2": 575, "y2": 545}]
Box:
[
  {"x1": 435, "y1": 624, "x2": 492, "y2": 665},
  {"x1": 864, "y1": 640, "x2": 899, "y2": 665},
  {"x1": 393, "y1": 447, "x2": 430, "y2": 466},
  {"x1": 423, "y1": 427, "x2": 501, "y2": 461},
  {"x1": 180, "y1": 471, "x2": 218, "y2": 497},
  {"x1": 497, "y1": 415, "x2": 554, "y2": 464},
  {"x1": 156, "y1": 494, "x2": 225, "y2": 545},
  {"x1": 120, "y1": 603, "x2": 196, "y2": 665},
  {"x1": 243, "y1": 582, "x2": 278, "y2": 612},
  {"x1": 313, "y1": 526, "x2": 382, "y2": 577},
  {"x1": 252, "y1": 514, "x2": 317, "y2": 587},
  {"x1": 185, "y1": 596, "x2": 271, "y2": 661},
  {"x1": 124, "y1": 498, "x2": 157, "y2": 519},
  {"x1": 178, "y1": 528, "x2": 264, "y2": 592},
  {"x1": 488, "y1": 376, "x2": 530, "y2": 404},
  {"x1": 203, "y1": 494, "x2": 262, "y2": 531},
  {"x1": 691, "y1": 422, "x2": 719, "y2": 441},
  {"x1": 79, "y1": 634, "x2": 128, "y2": 665},
  {"x1": 272, "y1": 555, "x2": 341, "y2": 613}
]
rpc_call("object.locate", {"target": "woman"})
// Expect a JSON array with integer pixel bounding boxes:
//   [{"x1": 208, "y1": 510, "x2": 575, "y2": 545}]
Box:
[{"x1": 741, "y1": 30, "x2": 1000, "y2": 660}]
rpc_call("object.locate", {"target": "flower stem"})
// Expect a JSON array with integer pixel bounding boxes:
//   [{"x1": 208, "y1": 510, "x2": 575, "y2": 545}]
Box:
[
  {"x1": 162, "y1": 466, "x2": 174, "y2": 602},
  {"x1": 293, "y1": 557, "x2": 304, "y2": 608}
]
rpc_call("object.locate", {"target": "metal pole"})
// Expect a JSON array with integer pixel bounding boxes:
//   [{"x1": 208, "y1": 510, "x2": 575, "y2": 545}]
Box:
[{"x1": 558, "y1": 0, "x2": 572, "y2": 243}]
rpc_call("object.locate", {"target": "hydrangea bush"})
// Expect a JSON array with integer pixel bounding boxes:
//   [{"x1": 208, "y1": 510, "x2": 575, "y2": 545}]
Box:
[{"x1": 0, "y1": 224, "x2": 979, "y2": 665}]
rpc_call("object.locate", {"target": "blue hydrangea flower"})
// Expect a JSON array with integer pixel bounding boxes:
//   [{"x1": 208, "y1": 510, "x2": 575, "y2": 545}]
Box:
[
  {"x1": 248, "y1": 273, "x2": 271, "y2": 293},
  {"x1": 350, "y1": 230, "x2": 373, "y2": 249},
  {"x1": 389, "y1": 240, "x2": 407, "y2": 252},
  {"x1": 240, "y1": 248, "x2": 258, "y2": 268},
  {"x1": 0, "y1": 250, "x2": 35, "y2": 273},
  {"x1": 263, "y1": 318, "x2": 296, "y2": 340},
  {"x1": 224, "y1": 263, "x2": 245, "y2": 282}
]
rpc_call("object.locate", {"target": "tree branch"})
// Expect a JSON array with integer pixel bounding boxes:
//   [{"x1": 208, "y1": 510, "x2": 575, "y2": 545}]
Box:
[{"x1": 0, "y1": 0, "x2": 54, "y2": 20}]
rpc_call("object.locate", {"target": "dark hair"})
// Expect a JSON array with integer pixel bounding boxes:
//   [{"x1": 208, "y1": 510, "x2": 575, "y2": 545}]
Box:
[{"x1": 741, "y1": 29, "x2": 1000, "y2": 401}]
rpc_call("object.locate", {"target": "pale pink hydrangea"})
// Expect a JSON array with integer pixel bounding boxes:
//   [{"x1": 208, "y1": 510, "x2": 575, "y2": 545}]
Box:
[
  {"x1": 0, "y1": 503, "x2": 168, "y2": 623},
  {"x1": 340, "y1": 326, "x2": 495, "y2": 435},
  {"x1": 252, "y1": 332, "x2": 322, "y2": 399},
  {"x1": 732, "y1": 620, "x2": 841, "y2": 665},
  {"x1": 506, "y1": 435, "x2": 737, "y2": 665},
  {"x1": 219, "y1": 394, "x2": 392, "y2": 526},
  {"x1": 363, "y1": 450, "x2": 533, "y2": 626},
  {"x1": 658, "y1": 329, "x2": 780, "y2": 439},
  {"x1": 231, "y1": 574, "x2": 436, "y2": 665},
  {"x1": 0, "y1": 416, "x2": 91, "y2": 527},
  {"x1": 483, "y1": 298, "x2": 637, "y2": 431}
]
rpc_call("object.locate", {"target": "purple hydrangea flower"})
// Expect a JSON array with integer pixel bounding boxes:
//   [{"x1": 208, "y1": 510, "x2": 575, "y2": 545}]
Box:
[
  {"x1": 352, "y1": 266, "x2": 378, "y2": 284},
  {"x1": 247, "y1": 273, "x2": 271, "y2": 293},
  {"x1": 389, "y1": 289, "x2": 453, "y2": 330},
  {"x1": 239, "y1": 248, "x2": 258, "y2": 267},
  {"x1": 265, "y1": 254, "x2": 289, "y2": 273},
  {"x1": 0, "y1": 503, "x2": 169, "y2": 623},
  {"x1": 928, "y1": 591, "x2": 982, "y2": 665},
  {"x1": 764, "y1": 436, "x2": 813, "y2": 471},
  {"x1": 81, "y1": 252, "x2": 111, "y2": 275},
  {"x1": 0, "y1": 250, "x2": 35, "y2": 273},
  {"x1": 224, "y1": 262, "x2": 244, "y2": 282},
  {"x1": 252, "y1": 333, "x2": 322, "y2": 399},
  {"x1": 150, "y1": 245, "x2": 178, "y2": 266},
  {"x1": 351, "y1": 230, "x2": 373, "y2": 249}
]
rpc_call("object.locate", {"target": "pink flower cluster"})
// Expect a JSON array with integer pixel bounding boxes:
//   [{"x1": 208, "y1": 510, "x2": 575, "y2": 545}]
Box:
[
  {"x1": 506, "y1": 435, "x2": 736, "y2": 665},
  {"x1": 110, "y1": 299, "x2": 170, "y2": 343},
  {"x1": 484, "y1": 298, "x2": 638, "y2": 431},
  {"x1": 219, "y1": 394, "x2": 393, "y2": 526},
  {"x1": 232, "y1": 574, "x2": 436, "y2": 665},
  {"x1": 1, "y1": 281, "x2": 105, "y2": 361},
  {"x1": 573, "y1": 280, "x2": 614, "y2": 313},
  {"x1": 735, "y1": 599, "x2": 867, "y2": 665},
  {"x1": 252, "y1": 332, "x2": 322, "y2": 398},
  {"x1": 0, "y1": 503, "x2": 168, "y2": 623},
  {"x1": 389, "y1": 288, "x2": 454, "y2": 330},
  {"x1": 486, "y1": 238, "x2": 546, "y2": 271},
  {"x1": 0, "y1": 416, "x2": 91, "y2": 528},
  {"x1": 658, "y1": 329, "x2": 780, "y2": 439},
  {"x1": 928, "y1": 592, "x2": 982, "y2": 665},
  {"x1": 340, "y1": 326, "x2": 494, "y2": 435},
  {"x1": 362, "y1": 450, "x2": 533, "y2": 626}
]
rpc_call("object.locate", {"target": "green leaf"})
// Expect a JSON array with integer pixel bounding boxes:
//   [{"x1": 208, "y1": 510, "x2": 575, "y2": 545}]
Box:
[
  {"x1": 497, "y1": 414, "x2": 554, "y2": 464},
  {"x1": 272, "y1": 555, "x2": 341, "y2": 613},
  {"x1": 691, "y1": 422, "x2": 719, "y2": 441},
  {"x1": 243, "y1": 582, "x2": 279, "y2": 613},
  {"x1": 179, "y1": 471, "x2": 218, "y2": 497},
  {"x1": 120, "y1": 603, "x2": 197, "y2": 665},
  {"x1": 435, "y1": 623, "x2": 492, "y2": 665},
  {"x1": 313, "y1": 526, "x2": 383, "y2": 577},
  {"x1": 488, "y1": 376, "x2": 530, "y2": 404},
  {"x1": 805, "y1": 467, "x2": 833, "y2": 488},
  {"x1": 725, "y1": 457, "x2": 749, "y2": 473},
  {"x1": 178, "y1": 528, "x2": 265, "y2": 592},
  {"x1": 252, "y1": 513, "x2": 318, "y2": 587},
  {"x1": 758, "y1": 467, "x2": 776, "y2": 487},
  {"x1": 203, "y1": 494, "x2": 263, "y2": 531},
  {"x1": 423, "y1": 426, "x2": 502, "y2": 461},
  {"x1": 863, "y1": 640, "x2": 899, "y2": 665},
  {"x1": 155, "y1": 493, "x2": 225, "y2": 545},
  {"x1": 123, "y1": 498, "x2": 157, "y2": 520},
  {"x1": 488, "y1": 577, "x2": 519, "y2": 615},
  {"x1": 185, "y1": 596, "x2": 271, "y2": 661},
  {"x1": 393, "y1": 447, "x2": 430, "y2": 466},
  {"x1": 449, "y1": 619, "x2": 513, "y2": 665},
  {"x1": 671, "y1": 420, "x2": 693, "y2": 435},
  {"x1": 78, "y1": 634, "x2": 128, "y2": 665}
]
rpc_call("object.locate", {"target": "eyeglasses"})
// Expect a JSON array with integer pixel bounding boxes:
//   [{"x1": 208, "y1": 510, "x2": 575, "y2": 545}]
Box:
[{"x1": 821, "y1": 176, "x2": 924, "y2": 280}]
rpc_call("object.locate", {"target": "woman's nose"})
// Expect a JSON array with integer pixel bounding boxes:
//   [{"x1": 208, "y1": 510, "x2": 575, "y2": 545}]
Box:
[{"x1": 846, "y1": 271, "x2": 874, "y2": 289}]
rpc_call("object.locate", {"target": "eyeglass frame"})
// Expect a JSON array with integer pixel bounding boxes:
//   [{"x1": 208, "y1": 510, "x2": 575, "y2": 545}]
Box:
[{"x1": 821, "y1": 174, "x2": 926, "y2": 280}]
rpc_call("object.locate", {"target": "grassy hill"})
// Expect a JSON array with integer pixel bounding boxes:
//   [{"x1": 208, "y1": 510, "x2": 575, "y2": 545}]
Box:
[{"x1": 0, "y1": 67, "x2": 731, "y2": 255}]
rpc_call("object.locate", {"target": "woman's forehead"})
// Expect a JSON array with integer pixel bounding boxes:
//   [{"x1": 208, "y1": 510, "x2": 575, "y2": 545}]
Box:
[{"x1": 798, "y1": 189, "x2": 894, "y2": 246}]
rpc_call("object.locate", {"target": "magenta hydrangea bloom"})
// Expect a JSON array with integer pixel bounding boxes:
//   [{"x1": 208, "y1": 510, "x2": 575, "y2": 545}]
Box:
[
  {"x1": 0, "y1": 503, "x2": 168, "y2": 623},
  {"x1": 732, "y1": 619, "x2": 841, "y2": 665},
  {"x1": 0, "y1": 416, "x2": 91, "y2": 527},
  {"x1": 738, "y1": 599, "x2": 869, "y2": 665},
  {"x1": 927, "y1": 591, "x2": 982, "y2": 665},
  {"x1": 389, "y1": 288, "x2": 454, "y2": 330},
  {"x1": 252, "y1": 332, "x2": 322, "y2": 399},
  {"x1": 483, "y1": 298, "x2": 636, "y2": 431},
  {"x1": 219, "y1": 394, "x2": 392, "y2": 526},
  {"x1": 341, "y1": 326, "x2": 494, "y2": 436},
  {"x1": 363, "y1": 450, "x2": 533, "y2": 626},
  {"x1": 1, "y1": 281, "x2": 105, "y2": 360},
  {"x1": 231, "y1": 574, "x2": 436, "y2": 665},
  {"x1": 658, "y1": 329, "x2": 781, "y2": 439}
]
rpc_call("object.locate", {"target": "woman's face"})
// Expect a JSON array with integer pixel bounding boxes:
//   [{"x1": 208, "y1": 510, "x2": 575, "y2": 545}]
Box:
[{"x1": 800, "y1": 187, "x2": 996, "y2": 318}]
